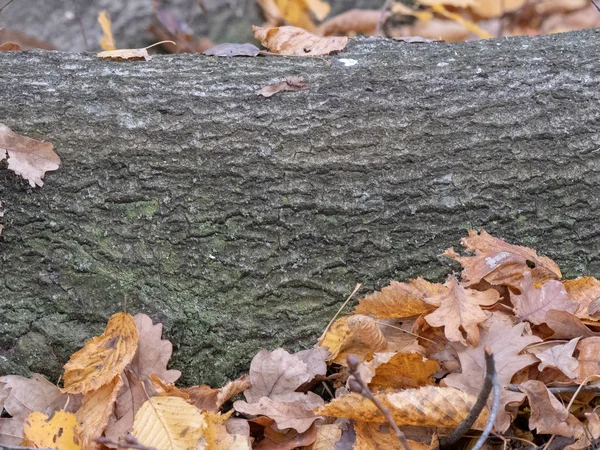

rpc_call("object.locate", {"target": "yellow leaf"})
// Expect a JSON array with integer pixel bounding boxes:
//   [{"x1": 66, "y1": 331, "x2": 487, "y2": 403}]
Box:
[
  {"x1": 368, "y1": 352, "x2": 439, "y2": 390},
  {"x1": 430, "y1": 4, "x2": 492, "y2": 38},
  {"x1": 76, "y1": 375, "x2": 123, "y2": 450},
  {"x1": 97, "y1": 41, "x2": 175, "y2": 61},
  {"x1": 203, "y1": 411, "x2": 251, "y2": 450},
  {"x1": 132, "y1": 396, "x2": 206, "y2": 450},
  {"x1": 62, "y1": 312, "x2": 138, "y2": 394},
  {"x1": 305, "y1": 0, "x2": 331, "y2": 20},
  {"x1": 97, "y1": 11, "x2": 116, "y2": 51},
  {"x1": 21, "y1": 411, "x2": 81, "y2": 450},
  {"x1": 316, "y1": 386, "x2": 488, "y2": 428},
  {"x1": 274, "y1": 0, "x2": 316, "y2": 31}
]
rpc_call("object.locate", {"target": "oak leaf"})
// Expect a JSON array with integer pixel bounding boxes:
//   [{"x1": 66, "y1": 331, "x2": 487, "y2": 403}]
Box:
[
  {"x1": 443, "y1": 312, "x2": 541, "y2": 432},
  {"x1": 131, "y1": 396, "x2": 206, "y2": 450},
  {"x1": 353, "y1": 278, "x2": 443, "y2": 319},
  {"x1": 184, "y1": 374, "x2": 251, "y2": 412},
  {"x1": 316, "y1": 386, "x2": 488, "y2": 428},
  {"x1": 253, "y1": 25, "x2": 347, "y2": 56},
  {"x1": 75, "y1": 375, "x2": 123, "y2": 450},
  {"x1": 563, "y1": 276, "x2": 600, "y2": 319},
  {"x1": 445, "y1": 229, "x2": 561, "y2": 289},
  {"x1": 0, "y1": 124, "x2": 60, "y2": 187},
  {"x1": 533, "y1": 337, "x2": 580, "y2": 379},
  {"x1": 0, "y1": 374, "x2": 72, "y2": 446},
  {"x1": 424, "y1": 276, "x2": 499, "y2": 346},
  {"x1": 575, "y1": 337, "x2": 600, "y2": 382},
  {"x1": 365, "y1": 352, "x2": 439, "y2": 390},
  {"x1": 511, "y1": 272, "x2": 578, "y2": 325},
  {"x1": 21, "y1": 411, "x2": 80, "y2": 450},
  {"x1": 62, "y1": 312, "x2": 139, "y2": 394},
  {"x1": 545, "y1": 309, "x2": 600, "y2": 339}
]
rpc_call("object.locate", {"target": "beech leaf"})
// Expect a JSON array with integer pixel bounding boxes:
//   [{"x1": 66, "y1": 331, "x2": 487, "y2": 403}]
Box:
[
  {"x1": 253, "y1": 25, "x2": 348, "y2": 56},
  {"x1": 0, "y1": 124, "x2": 60, "y2": 187},
  {"x1": 21, "y1": 411, "x2": 80, "y2": 450}
]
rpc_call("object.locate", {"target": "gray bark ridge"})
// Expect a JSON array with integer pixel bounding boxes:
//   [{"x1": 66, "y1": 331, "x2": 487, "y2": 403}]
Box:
[{"x1": 0, "y1": 31, "x2": 599, "y2": 386}]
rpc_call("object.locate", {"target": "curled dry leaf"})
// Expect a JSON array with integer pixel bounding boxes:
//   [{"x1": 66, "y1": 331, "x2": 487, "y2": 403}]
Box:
[
  {"x1": 21, "y1": 410, "x2": 80, "y2": 450},
  {"x1": 533, "y1": 337, "x2": 580, "y2": 379},
  {"x1": 0, "y1": 124, "x2": 60, "y2": 187},
  {"x1": 316, "y1": 386, "x2": 487, "y2": 428},
  {"x1": 203, "y1": 43, "x2": 260, "y2": 57},
  {"x1": 62, "y1": 312, "x2": 139, "y2": 394},
  {"x1": 424, "y1": 276, "x2": 499, "y2": 346},
  {"x1": 511, "y1": 271, "x2": 577, "y2": 325},
  {"x1": 444, "y1": 312, "x2": 541, "y2": 432},
  {"x1": 353, "y1": 278, "x2": 443, "y2": 319},
  {"x1": 317, "y1": 9, "x2": 390, "y2": 36},
  {"x1": 258, "y1": 77, "x2": 308, "y2": 97},
  {"x1": 132, "y1": 396, "x2": 205, "y2": 450},
  {"x1": 253, "y1": 25, "x2": 348, "y2": 56},
  {"x1": 0, "y1": 42, "x2": 20, "y2": 50},
  {"x1": 563, "y1": 276, "x2": 600, "y2": 319},
  {"x1": 445, "y1": 229, "x2": 561, "y2": 290}
]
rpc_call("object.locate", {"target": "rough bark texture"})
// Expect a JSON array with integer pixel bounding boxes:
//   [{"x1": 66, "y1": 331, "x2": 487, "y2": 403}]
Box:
[{"x1": 1, "y1": 30, "x2": 599, "y2": 386}]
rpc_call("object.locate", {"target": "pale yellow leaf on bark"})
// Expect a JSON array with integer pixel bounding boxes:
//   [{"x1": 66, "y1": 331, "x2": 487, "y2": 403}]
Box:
[{"x1": 22, "y1": 410, "x2": 80, "y2": 450}]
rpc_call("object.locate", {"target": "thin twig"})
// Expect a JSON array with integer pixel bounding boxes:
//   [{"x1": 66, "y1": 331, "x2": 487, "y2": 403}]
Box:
[
  {"x1": 506, "y1": 382, "x2": 600, "y2": 394},
  {"x1": 440, "y1": 348, "x2": 497, "y2": 448},
  {"x1": 0, "y1": 0, "x2": 14, "y2": 16},
  {"x1": 347, "y1": 355, "x2": 412, "y2": 450},
  {"x1": 73, "y1": 0, "x2": 89, "y2": 51},
  {"x1": 375, "y1": 0, "x2": 394, "y2": 35},
  {"x1": 472, "y1": 352, "x2": 500, "y2": 450},
  {"x1": 592, "y1": 0, "x2": 600, "y2": 13},
  {"x1": 318, "y1": 284, "x2": 361, "y2": 345}
]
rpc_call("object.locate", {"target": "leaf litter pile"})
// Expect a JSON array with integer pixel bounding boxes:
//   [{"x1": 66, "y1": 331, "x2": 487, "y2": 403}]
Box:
[{"x1": 2, "y1": 231, "x2": 600, "y2": 449}]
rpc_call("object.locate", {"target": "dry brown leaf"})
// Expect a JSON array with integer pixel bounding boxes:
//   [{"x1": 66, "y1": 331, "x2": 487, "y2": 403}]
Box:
[
  {"x1": 103, "y1": 371, "x2": 147, "y2": 445},
  {"x1": 258, "y1": 77, "x2": 308, "y2": 97},
  {"x1": 563, "y1": 277, "x2": 600, "y2": 319},
  {"x1": 97, "y1": 41, "x2": 175, "y2": 61},
  {"x1": 203, "y1": 43, "x2": 261, "y2": 57},
  {"x1": 307, "y1": 422, "x2": 343, "y2": 449},
  {"x1": 131, "y1": 313, "x2": 181, "y2": 383},
  {"x1": 533, "y1": 337, "x2": 580, "y2": 379},
  {"x1": 76, "y1": 375, "x2": 123, "y2": 450},
  {"x1": 253, "y1": 419, "x2": 317, "y2": 450},
  {"x1": 317, "y1": 9, "x2": 389, "y2": 36},
  {"x1": 366, "y1": 352, "x2": 439, "y2": 390},
  {"x1": 98, "y1": 11, "x2": 116, "y2": 51},
  {"x1": 511, "y1": 272, "x2": 578, "y2": 325},
  {"x1": 469, "y1": 0, "x2": 527, "y2": 18},
  {"x1": 132, "y1": 396, "x2": 205, "y2": 450},
  {"x1": 444, "y1": 312, "x2": 541, "y2": 432},
  {"x1": 353, "y1": 278, "x2": 443, "y2": 319},
  {"x1": 316, "y1": 386, "x2": 487, "y2": 428},
  {"x1": 234, "y1": 395, "x2": 323, "y2": 433},
  {"x1": 0, "y1": 124, "x2": 60, "y2": 187},
  {"x1": 0, "y1": 30, "x2": 55, "y2": 50},
  {"x1": 0, "y1": 374, "x2": 72, "y2": 446},
  {"x1": 354, "y1": 422, "x2": 436, "y2": 450},
  {"x1": 184, "y1": 374, "x2": 251, "y2": 412},
  {"x1": 545, "y1": 310, "x2": 600, "y2": 339},
  {"x1": 519, "y1": 380, "x2": 582, "y2": 438},
  {"x1": 62, "y1": 312, "x2": 138, "y2": 394},
  {"x1": 0, "y1": 42, "x2": 20, "y2": 50},
  {"x1": 202, "y1": 411, "x2": 251, "y2": 450},
  {"x1": 253, "y1": 25, "x2": 348, "y2": 56},
  {"x1": 21, "y1": 410, "x2": 80, "y2": 450},
  {"x1": 445, "y1": 229, "x2": 561, "y2": 290},
  {"x1": 424, "y1": 276, "x2": 498, "y2": 346},
  {"x1": 575, "y1": 337, "x2": 600, "y2": 382}
]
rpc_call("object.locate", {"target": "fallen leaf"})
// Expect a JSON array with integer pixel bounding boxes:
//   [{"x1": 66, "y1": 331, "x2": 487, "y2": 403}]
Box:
[
  {"x1": 132, "y1": 396, "x2": 205, "y2": 450},
  {"x1": 0, "y1": 124, "x2": 60, "y2": 187},
  {"x1": 98, "y1": 11, "x2": 116, "y2": 51},
  {"x1": 203, "y1": 43, "x2": 261, "y2": 57},
  {"x1": 21, "y1": 410, "x2": 80, "y2": 450},
  {"x1": 545, "y1": 310, "x2": 600, "y2": 339},
  {"x1": 0, "y1": 30, "x2": 55, "y2": 50},
  {"x1": 353, "y1": 278, "x2": 443, "y2": 319},
  {"x1": 316, "y1": 386, "x2": 488, "y2": 428},
  {"x1": 307, "y1": 422, "x2": 343, "y2": 449},
  {"x1": 575, "y1": 337, "x2": 600, "y2": 382},
  {"x1": 511, "y1": 272, "x2": 578, "y2": 325},
  {"x1": 0, "y1": 374, "x2": 72, "y2": 446},
  {"x1": 317, "y1": 9, "x2": 388, "y2": 36},
  {"x1": 444, "y1": 312, "x2": 541, "y2": 432},
  {"x1": 354, "y1": 422, "x2": 435, "y2": 450},
  {"x1": 445, "y1": 229, "x2": 562, "y2": 290},
  {"x1": 103, "y1": 371, "x2": 147, "y2": 445},
  {"x1": 519, "y1": 380, "x2": 581, "y2": 437},
  {"x1": 533, "y1": 337, "x2": 580, "y2": 379},
  {"x1": 424, "y1": 276, "x2": 499, "y2": 346},
  {"x1": 253, "y1": 419, "x2": 317, "y2": 450},
  {"x1": 469, "y1": 0, "x2": 528, "y2": 18},
  {"x1": 393, "y1": 36, "x2": 442, "y2": 43},
  {"x1": 305, "y1": 0, "x2": 331, "y2": 20},
  {"x1": 202, "y1": 411, "x2": 251, "y2": 450},
  {"x1": 97, "y1": 40, "x2": 175, "y2": 61},
  {"x1": 365, "y1": 352, "x2": 439, "y2": 390},
  {"x1": 253, "y1": 25, "x2": 348, "y2": 56},
  {"x1": 234, "y1": 394, "x2": 323, "y2": 432},
  {"x1": 184, "y1": 374, "x2": 251, "y2": 412},
  {"x1": 258, "y1": 77, "x2": 308, "y2": 97},
  {"x1": 0, "y1": 42, "x2": 20, "y2": 50},
  {"x1": 62, "y1": 312, "x2": 139, "y2": 394},
  {"x1": 563, "y1": 277, "x2": 600, "y2": 319},
  {"x1": 75, "y1": 375, "x2": 123, "y2": 450},
  {"x1": 131, "y1": 313, "x2": 181, "y2": 383}
]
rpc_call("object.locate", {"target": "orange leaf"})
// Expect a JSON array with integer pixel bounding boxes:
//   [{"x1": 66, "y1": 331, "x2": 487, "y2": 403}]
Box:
[
  {"x1": 563, "y1": 276, "x2": 600, "y2": 319},
  {"x1": 253, "y1": 25, "x2": 347, "y2": 56},
  {"x1": 98, "y1": 11, "x2": 116, "y2": 51},
  {"x1": 354, "y1": 422, "x2": 437, "y2": 450},
  {"x1": 21, "y1": 411, "x2": 80, "y2": 450},
  {"x1": 367, "y1": 352, "x2": 439, "y2": 390},
  {"x1": 317, "y1": 9, "x2": 390, "y2": 36},
  {"x1": 62, "y1": 312, "x2": 138, "y2": 394},
  {"x1": 575, "y1": 337, "x2": 600, "y2": 382},
  {"x1": 353, "y1": 278, "x2": 443, "y2": 319},
  {"x1": 0, "y1": 123, "x2": 60, "y2": 187}
]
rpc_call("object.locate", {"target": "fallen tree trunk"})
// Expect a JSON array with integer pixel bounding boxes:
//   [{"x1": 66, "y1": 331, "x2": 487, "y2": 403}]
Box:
[{"x1": 1, "y1": 31, "x2": 599, "y2": 385}]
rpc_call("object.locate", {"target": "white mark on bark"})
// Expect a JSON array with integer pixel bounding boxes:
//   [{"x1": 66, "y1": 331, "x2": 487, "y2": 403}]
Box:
[{"x1": 338, "y1": 58, "x2": 358, "y2": 67}]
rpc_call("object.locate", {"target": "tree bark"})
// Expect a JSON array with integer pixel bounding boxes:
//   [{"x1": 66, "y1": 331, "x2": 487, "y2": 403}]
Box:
[{"x1": 1, "y1": 31, "x2": 599, "y2": 385}]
